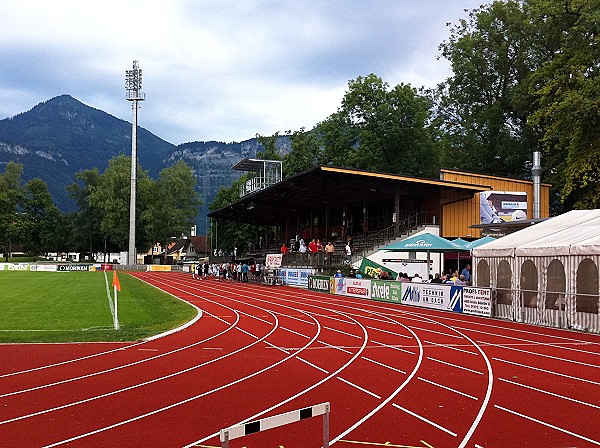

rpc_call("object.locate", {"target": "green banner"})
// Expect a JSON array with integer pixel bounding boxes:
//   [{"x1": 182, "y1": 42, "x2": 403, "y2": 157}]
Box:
[
  {"x1": 359, "y1": 258, "x2": 397, "y2": 279},
  {"x1": 308, "y1": 275, "x2": 331, "y2": 294},
  {"x1": 370, "y1": 280, "x2": 402, "y2": 303}
]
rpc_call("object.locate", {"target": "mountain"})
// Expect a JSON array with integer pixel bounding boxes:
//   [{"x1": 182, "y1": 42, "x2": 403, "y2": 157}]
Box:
[
  {"x1": 0, "y1": 95, "x2": 289, "y2": 234},
  {"x1": 0, "y1": 95, "x2": 175, "y2": 211}
]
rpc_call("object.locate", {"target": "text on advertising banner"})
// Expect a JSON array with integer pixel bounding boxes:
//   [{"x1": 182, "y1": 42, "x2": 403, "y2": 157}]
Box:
[
  {"x1": 308, "y1": 275, "x2": 331, "y2": 293},
  {"x1": 401, "y1": 283, "x2": 463, "y2": 313},
  {"x1": 371, "y1": 280, "x2": 402, "y2": 303},
  {"x1": 463, "y1": 287, "x2": 492, "y2": 317},
  {"x1": 334, "y1": 278, "x2": 372, "y2": 299}
]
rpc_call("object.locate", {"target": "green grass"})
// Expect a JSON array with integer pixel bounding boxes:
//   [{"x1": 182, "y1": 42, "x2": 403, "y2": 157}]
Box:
[{"x1": 0, "y1": 271, "x2": 197, "y2": 343}]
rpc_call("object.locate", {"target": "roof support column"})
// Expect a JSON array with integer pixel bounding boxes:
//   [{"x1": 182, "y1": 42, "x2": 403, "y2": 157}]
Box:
[
  {"x1": 325, "y1": 208, "x2": 329, "y2": 245},
  {"x1": 394, "y1": 186, "x2": 401, "y2": 237}
]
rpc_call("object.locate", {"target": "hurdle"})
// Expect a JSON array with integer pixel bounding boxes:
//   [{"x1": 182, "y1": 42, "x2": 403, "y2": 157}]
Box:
[{"x1": 220, "y1": 402, "x2": 330, "y2": 447}]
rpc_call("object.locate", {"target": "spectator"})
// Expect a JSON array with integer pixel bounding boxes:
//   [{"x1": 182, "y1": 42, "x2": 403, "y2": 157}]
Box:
[
  {"x1": 455, "y1": 274, "x2": 467, "y2": 286},
  {"x1": 344, "y1": 242, "x2": 352, "y2": 264},
  {"x1": 461, "y1": 264, "x2": 471, "y2": 283},
  {"x1": 325, "y1": 241, "x2": 335, "y2": 265},
  {"x1": 299, "y1": 239, "x2": 307, "y2": 253},
  {"x1": 334, "y1": 269, "x2": 344, "y2": 278},
  {"x1": 280, "y1": 243, "x2": 288, "y2": 254},
  {"x1": 430, "y1": 273, "x2": 443, "y2": 283},
  {"x1": 411, "y1": 273, "x2": 423, "y2": 283}
]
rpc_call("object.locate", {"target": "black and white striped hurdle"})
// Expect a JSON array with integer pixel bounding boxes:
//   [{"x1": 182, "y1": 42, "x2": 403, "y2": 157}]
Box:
[{"x1": 220, "y1": 402, "x2": 330, "y2": 447}]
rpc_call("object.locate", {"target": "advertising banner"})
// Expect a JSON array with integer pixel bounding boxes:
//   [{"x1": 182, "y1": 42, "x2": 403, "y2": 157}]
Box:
[
  {"x1": 333, "y1": 278, "x2": 372, "y2": 299},
  {"x1": 463, "y1": 287, "x2": 492, "y2": 317},
  {"x1": 359, "y1": 258, "x2": 397, "y2": 279},
  {"x1": 308, "y1": 275, "x2": 331, "y2": 293},
  {"x1": 57, "y1": 264, "x2": 91, "y2": 272},
  {"x1": 370, "y1": 280, "x2": 402, "y2": 303},
  {"x1": 286, "y1": 269, "x2": 300, "y2": 286},
  {"x1": 146, "y1": 265, "x2": 172, "y2": 272},
  {"x1": 3, "y1": 263, "x2": 31, "y2": 271},
  {"x1": 265, "y1": 253, "x2": 283, "y2": 268},
  {"x1": 33, "y1": 264, "x2": 58, "y2": 272},
  {"x1": 401, "y1": 283, "x2": 463, "y2": 313}
]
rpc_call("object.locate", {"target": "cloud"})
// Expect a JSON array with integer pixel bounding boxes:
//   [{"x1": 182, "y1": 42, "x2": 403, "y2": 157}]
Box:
[{"x1": 0, "y1": 0, "x2": 486, "y2": 144}]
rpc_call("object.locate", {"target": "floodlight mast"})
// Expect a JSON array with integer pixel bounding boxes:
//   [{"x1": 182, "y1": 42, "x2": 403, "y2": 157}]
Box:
[{"x1": 125, "y1": 60, "x2": 145, "y2": 266}]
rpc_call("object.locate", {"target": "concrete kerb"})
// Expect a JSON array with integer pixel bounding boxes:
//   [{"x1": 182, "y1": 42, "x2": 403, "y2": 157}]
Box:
[{"x1": 131, "y1": 274, "x2": 203, "y2": 342}]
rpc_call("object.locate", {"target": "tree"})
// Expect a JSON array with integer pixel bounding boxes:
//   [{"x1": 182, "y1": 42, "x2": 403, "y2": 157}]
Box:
[
  {"x1": 283, "y1": 128, "x2": 321, "y2": 177},
  {"x1": 435, "y1": 0, "x2": 544, "y2": 179},
  {"x1": 143, "y1": 160, "x2": 201, "y2": 263},
  {"x1": 528, "y1": 0, "x2": 600, "y2": 209},
  {"x1": 209, "y1": 175, "x2": 254, "y2": 254},
  {"x1": 67, "y1": 168, "x2": 107, "y2": 255},
  {"x1": 20, "y1": 178, "x2": 65, "y2": 258},
  {"x1": 256, "y1": 132, "x2": 284, "y2": 161},
  {"x1": 88, "y1": 155, "x2": 153, "y2": 252},
  {"x1": 0, "y1": 162, "x2": 24, "y2": 260},
  {"x1": 317, "y1": 74, "x2": 440, "y2": 177}
]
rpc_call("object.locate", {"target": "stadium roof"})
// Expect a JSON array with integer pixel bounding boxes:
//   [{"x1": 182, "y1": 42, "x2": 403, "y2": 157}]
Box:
[{"x1": 208, "y1": 166, "x2": 489, "y2": 225}]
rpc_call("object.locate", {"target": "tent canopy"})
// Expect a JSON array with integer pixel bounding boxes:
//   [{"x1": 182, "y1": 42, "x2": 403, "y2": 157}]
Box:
[
  {"x1": 464, "y1": 236, "x2": 496, "y2": 250},
  {"x1": 383, "y1": 232, "x2": 468, "y2": 253},
  {"x1": 472, "y1": 209, "x2": 600, "y2": 257}
]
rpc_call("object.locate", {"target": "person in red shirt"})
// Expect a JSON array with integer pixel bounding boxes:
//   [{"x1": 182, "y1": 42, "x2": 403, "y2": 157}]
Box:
[{"x1": 280, "y1": 243, "x2": 288, "y2": 254}]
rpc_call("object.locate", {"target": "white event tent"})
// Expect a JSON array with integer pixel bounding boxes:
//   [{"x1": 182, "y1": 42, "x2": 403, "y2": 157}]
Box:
[{"x1": 472, "y1": 209, "x2": 600, "y2": 333}]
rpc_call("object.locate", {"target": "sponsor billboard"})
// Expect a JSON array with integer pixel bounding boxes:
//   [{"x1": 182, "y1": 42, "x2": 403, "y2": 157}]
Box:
[
  {"x1": 57, "y1": 264, "x2": 91, "y2": 272},
  {"x1": 265, "y1": 253, "x2": 283, "y2": 268},
  {"x1": 371, "y1": 280, "x2": 402, "y2": 303},
  {"x1": 401, "y1": 283, "x2": 463, "y2": 313},
  {"x1": 463, "y1": 287, "x2": 492, "y2": 317},
  {"x1": 308, "y1": 275, "x2": 331, "y2": 293},
  {"x1": 333, "y1": 278, "x2": 372, "y2": 299}
]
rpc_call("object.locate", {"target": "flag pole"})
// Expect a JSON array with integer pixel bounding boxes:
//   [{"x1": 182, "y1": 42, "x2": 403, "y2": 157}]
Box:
[
  {"x1": 112, "y1": 271, "x2": 121, "y2": 330},
  {"x1": 113, "y1": 287, "x2": 119, "y2": 330}
]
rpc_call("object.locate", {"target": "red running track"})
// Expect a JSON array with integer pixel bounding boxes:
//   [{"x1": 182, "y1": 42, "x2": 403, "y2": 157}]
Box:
[{"x1": 1, "y1": 271, "x2": 600, "y2": 447}]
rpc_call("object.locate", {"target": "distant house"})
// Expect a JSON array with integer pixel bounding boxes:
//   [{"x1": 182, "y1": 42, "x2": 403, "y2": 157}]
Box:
[
  {"x1": 184, "y1": 236, "x2": 210, "y2": 260},
  {"x1": 163, "y1": 236, "x2": 210, "y2": 263}
]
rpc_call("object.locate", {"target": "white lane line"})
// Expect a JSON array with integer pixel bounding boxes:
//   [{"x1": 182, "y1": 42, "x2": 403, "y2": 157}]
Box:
[
  {"x1": 499, "y1": 378, "x2": 600, "y2": 410},
  {"x1": 337, "y1": 377, "x2": 382, "y2": 399},
  {"x1": 280, "y1": 326, "x2": 311, "y2": 339},
  {"x1": 425, "y1": 340, "x2": 479, "y2": 356},
  {"x1": 417, "y1": 377, "x2": 478, "y2": 400},
  {"x1": 455, "y1": 325, "x2": 600, "y2": 358},
  {"x1": 263, "y1": 340, "x2": 290, "y2": 354},
  {"x1": 186, "y1": 295, "x2": 371, "y2": 448},
  {"x1": 362, "y1": 356, "x2": 407, "y2": 375},
  {"x1": 324, "y1": 326, "x2": 362, "y2": 338},
  {"x1": 296, "y1": 357, "x2": 329, "y2": 374},
  {"x1": 372, "y1": 340, "x2": 416, "y2": 355},
  {"x1": 493, "y1": 358, "x2": 600, "y2": 386},
  {"x1": 477, "y1": 339, "x2": 600, "y2": 369},
  {"x1": 366, "y1": 325, "x2": 413, "y2": 339},
  {"x1": 0, "y1": 310, "x2": 241, "y2": 400},
  {"x1": 318, "y1": 340, "x2": 354, "y2": 354},
  {"x1": 39, "y1": 309, "x2": 322, "y2": 448},
  {"x1": 392, "y1": 403, "x2": 457, "y2": 437},
  {"x1": 410, "y1": 326, "x2": 464, "y2": 339},
  {"x1": 426, "y1": 357, "x2": 484, "y2": 375},
  {"x1": 495, "y1": 405, "x2": 600, "y2": 446},
  {"x1": 331, "y1": 321, "x2": 424, "y2": 444},
  {"x1": 272, "y1": 311, "x2": 314, "y2": 325}
]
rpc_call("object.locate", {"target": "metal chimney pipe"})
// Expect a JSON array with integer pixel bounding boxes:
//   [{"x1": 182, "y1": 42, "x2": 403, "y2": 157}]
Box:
[{"x1": 532, "y1": 151, "x2": 542, "y2": 219}]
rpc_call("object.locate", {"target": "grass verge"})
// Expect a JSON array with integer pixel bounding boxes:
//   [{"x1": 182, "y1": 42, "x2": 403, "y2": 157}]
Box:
[{"x1": 0, "y1": 271, "x2": 197, "y2": 343}]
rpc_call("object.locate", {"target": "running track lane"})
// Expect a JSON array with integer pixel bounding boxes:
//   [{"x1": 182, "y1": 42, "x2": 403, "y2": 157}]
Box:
[{"x1": 0, "y1": 271, "x2": 598, "y2": 447}]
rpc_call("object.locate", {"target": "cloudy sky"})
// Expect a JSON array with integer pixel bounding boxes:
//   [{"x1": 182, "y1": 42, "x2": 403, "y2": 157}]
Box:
[{"x1": 0, "y1": 1, "x2": 486, "y2": 145}]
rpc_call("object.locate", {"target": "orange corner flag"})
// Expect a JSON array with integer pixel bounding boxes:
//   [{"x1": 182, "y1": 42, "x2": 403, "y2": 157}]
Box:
[{"x1": 112, "y1": 271, "x2": 121, "y2": 292}]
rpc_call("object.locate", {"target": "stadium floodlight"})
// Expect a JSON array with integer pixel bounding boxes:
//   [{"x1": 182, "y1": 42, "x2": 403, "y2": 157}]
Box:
[{"x1": 125, "y1": 60, "x2": 145, "y2": 266}]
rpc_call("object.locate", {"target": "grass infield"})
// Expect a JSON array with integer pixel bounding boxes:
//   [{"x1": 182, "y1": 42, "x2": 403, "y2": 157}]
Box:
[{"x1": 0, "y1": 271, "x2": 197, "y2": 343}]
